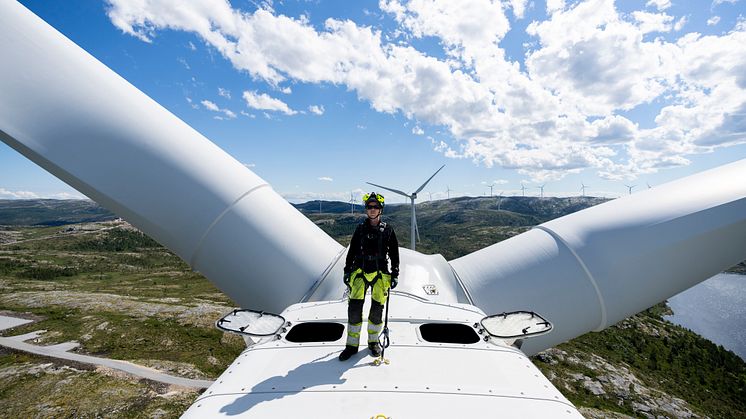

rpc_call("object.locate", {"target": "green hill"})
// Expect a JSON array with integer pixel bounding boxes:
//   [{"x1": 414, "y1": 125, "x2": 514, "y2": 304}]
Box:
[{"x1": 0, "y1": 199, "x2": 115, "y2": 226}]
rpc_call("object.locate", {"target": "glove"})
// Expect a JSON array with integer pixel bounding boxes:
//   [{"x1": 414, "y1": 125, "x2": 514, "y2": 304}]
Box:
[
  {"x1": 343, "y1": 271, "x2": 351, "y2": 287},
  {"x1": 390, "y1": 276, "x2": 398, "y2": 289}
]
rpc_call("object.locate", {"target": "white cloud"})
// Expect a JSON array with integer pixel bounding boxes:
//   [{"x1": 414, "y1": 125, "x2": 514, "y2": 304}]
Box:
[
  {"x1": 0, "y1": 188, "x2": 85, "y2": 199},
  {"x1": 381, "y1": 0, "x2": 511, "y2": 64},
  {"x1": 507, "y1": 0, "x2": 529, "y2": 19},
  {"x1": 201, "y1": 99, "x2": 236, "y2": 119},
  {"x1": 674, "y1": 16, "x2": 688, "y2": 31},
  {"x1": 201, "y1": 100, "x2": 219, "y2": 111},
  {"x1": 243, "y1": 91, "x2": 297, "y2": 115},
  {"x1": 240, "y1": 110, "x2": 256, "y2": 118},
  {"x1": 546, "y1": 0, "x2": 565, "y2": 14},
  {"x1": 707, "y1": 16, "x2": 721, "y2": 25},
  {"x1": 50, "y1": 192, "x2": 87, "y2": 199},
  {"x1": 0, "y1": 188, "x2": 39, "y2": 199},
  {"x1": 177, "y1": 57, "x2": 190, "y2": 69},
  {"x1": 645, "y1": 0, "x2": 672, "y2": 11},
  {"x1": 105, "y1": 0, "x2": 746, "y2": 181},
  {"x1": 632, "y1": 11, "x2": 673, "y2": 33},
  {"x1": 218, "y1": 87, "x2": 231, "y2": 99},
  {"x1": 526, "y1": 0, "x2": 677, "y2": 115},
  {"x1": 188, "y1": 41, "x2": 196, "y2": 50},
  {"x1": 317, "y1": 176, "x2": 333, "y2": 182},
  {"x1": 308, "y1": 104, "x2": 325, "y2": 115},
  {"x1": 412, "y1": 126, "x2": 424, "y2": 135},
  {"x1": 243, "y1": 162, "x2": 256, "y2": 168}
]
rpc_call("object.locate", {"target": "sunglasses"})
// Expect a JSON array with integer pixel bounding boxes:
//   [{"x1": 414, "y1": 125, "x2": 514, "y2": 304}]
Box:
[{"x1": 366, "y1": 205, "x2": 382, "y2": 210}]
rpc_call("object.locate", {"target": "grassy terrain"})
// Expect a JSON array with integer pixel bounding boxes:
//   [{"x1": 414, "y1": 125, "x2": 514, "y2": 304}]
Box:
[
  {"x1": 0, "y1": 222, "x2": 244, "y2": 417},
  {"x1": 0, "y1": 348, "x2": 196, "y2": 417}
]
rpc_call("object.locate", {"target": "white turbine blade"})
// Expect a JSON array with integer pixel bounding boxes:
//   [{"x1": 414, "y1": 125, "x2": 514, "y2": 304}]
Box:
[
  {"x1": 414, "y1": 164, "x2": 445, "y2": 194},
  {"x1": 450, "y1": 159, "x2": 746, "y2": 355},
  {"x1": 0, "y1": 2, "x2": 343, "y2": 313},
  {"x1": 366, "y1": 182, "x2": 410, "y2": 198}
]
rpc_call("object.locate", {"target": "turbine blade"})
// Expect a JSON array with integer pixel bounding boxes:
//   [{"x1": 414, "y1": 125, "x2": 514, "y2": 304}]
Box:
[
  {"x1": 366, "y1": 182, "x2": 410, "y2": 198},
  {"x1": 414, "y1": 164, "x2": 445, "y2": 194},
  {"x1": 0, "y1": 2, "x2": 343, "y2": 313},
  {"x1": 450, "y1": 159, "x2": 746, "y2": 355}
]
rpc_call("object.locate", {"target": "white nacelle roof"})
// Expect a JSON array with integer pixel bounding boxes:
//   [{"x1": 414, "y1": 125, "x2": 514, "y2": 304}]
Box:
[{"x1": 183, "y1": 295, "x2": 582, "y2": 418}]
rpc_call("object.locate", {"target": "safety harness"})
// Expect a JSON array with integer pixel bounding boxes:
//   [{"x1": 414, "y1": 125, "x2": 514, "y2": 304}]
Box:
[{"x1": 354, "y1": 221, "x2": 389, "y2": 284}]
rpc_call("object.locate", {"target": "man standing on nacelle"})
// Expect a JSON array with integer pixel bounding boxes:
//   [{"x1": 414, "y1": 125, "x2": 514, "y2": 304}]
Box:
[{"x1": 339, "y1": 192, "x2": 400, "y2": 361}]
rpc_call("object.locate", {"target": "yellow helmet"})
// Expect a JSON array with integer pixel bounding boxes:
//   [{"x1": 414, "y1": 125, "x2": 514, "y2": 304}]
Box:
[{"x1": 363, "y1": 192, "x2": 385, "y2": 207}]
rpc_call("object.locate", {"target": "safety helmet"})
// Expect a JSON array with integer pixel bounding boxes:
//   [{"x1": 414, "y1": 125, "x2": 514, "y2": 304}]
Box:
[{"x1": 363, "y1": 192, "x2": 385, "y2": 207}]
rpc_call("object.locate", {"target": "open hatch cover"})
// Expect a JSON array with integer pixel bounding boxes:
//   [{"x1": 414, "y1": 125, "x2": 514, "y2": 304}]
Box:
[
  {"x1": 216, "y1": 309, "x2": 287, "y2": 337},
  {"x1": 480, "y1": 311, "x2": 553, "y2": 339}
]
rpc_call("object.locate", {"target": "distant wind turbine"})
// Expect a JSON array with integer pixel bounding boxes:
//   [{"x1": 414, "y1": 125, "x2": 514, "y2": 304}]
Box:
[
  {"x1": 625, "y1": 184, "x2": 636, "y2": 195},
  {"x1": 538, "y1": 184, "x2": 545, "y2": 198},
  {"x1": 520, "y1": 183, "x2": 527, "y2": 197},
  {"x1": 487, "y1": 184, "x2": 494, "y2": 197},
  {"x1": 446, "y1": 185, "x2": 452, "y2": 199},
  {"x1": 580, "y1": 182, "x2": 587, "y2": 197},
  {"x1": 349, "y1": 192, "x2": 355, "y2": 215},
  {"x1": 367, "y1": 164, "x2": 445, "y2": 250},
  {"x1": 497, "y1": 191, "x2": 504, "y2": 211}
]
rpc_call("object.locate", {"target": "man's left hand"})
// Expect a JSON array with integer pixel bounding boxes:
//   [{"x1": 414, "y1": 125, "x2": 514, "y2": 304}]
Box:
[{"x1": 390, "y1": 276, "x2": 398, "y2": 289}]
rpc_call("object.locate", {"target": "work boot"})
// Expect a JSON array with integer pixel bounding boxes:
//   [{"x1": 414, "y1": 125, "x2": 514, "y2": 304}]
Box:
[
  {"x1": 339, "y1": 345, "x2": 358, "y2": 361},
  {"x1": 368, "y1": 342, "x2": 382, "y2": 357}
]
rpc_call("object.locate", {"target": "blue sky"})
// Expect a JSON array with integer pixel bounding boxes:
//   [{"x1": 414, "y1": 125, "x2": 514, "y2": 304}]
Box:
[{"x1": 2, "y1": 0, "x2": 745, "y2": 203}]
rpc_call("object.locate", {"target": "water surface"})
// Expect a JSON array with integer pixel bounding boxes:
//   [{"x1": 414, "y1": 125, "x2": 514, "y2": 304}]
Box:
[{"x1": 664, "y1": 273, "x2": 746, "y2": 361}]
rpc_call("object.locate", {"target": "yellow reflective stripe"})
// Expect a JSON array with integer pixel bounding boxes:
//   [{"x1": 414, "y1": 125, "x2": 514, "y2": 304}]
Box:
[
  {"x1": 367, "y1": 321, "x2": 383, "y2": 342},
  {"x1": 347, "y1": 322, "x2": 362, "y2": 346}
]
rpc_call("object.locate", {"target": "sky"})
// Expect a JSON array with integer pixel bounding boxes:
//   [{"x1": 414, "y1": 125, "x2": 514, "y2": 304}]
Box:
[{"x1": 2, "y1": 0, "x2": 745, "y2": 203}]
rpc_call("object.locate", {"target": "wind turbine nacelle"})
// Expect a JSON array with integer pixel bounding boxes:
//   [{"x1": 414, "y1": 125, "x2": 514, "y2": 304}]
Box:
[{"x1": 185, "y1": 294, "x2": 579, "y2": 418}]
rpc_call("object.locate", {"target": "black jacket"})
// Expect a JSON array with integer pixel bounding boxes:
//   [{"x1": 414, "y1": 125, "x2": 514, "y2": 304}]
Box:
[{"x1": 344, "y1": 219, "x2": 400, "y2": 277}]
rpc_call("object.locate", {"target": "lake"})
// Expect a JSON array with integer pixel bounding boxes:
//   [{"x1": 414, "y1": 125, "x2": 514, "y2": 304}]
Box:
[{"x1": 664, "y1": 273, "x2": 746, "y2": 361}]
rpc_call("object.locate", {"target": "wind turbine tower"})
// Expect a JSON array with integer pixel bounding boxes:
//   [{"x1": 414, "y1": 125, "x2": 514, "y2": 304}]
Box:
[
  {"x1": 368, "y1": 165, "x2": 445, "y2": 250},
  {"x1": 520, "y1": 183, "x2": 527, "y2": 197},
  {"x1": 538, "y1": 184, "x2": 545, "y2": 198},
  {"x1": 497, "y1": 191, "x2": 504, "y2": 211},
  {"x1": 349, "y1": 192, "x2": 355, "y2": 215},
  {"x1": 446, "y1": 185, "x2": 452, "y2": 199},
  {"x1": 580, "y1": 182, "x2": 587, "y2": 197},
  {"x1": 625, "y1": 184, "x2": 636, "y2": 195},
  {"x1": 488, "y1": 184, "x2": 494, "y2": 197}
]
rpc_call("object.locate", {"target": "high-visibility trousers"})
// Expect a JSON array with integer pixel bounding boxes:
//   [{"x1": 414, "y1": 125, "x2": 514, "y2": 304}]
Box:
[{"x1": 345, "y1": 269, "x2": 391, "y2": 347}]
